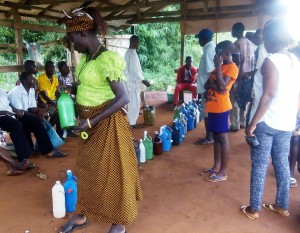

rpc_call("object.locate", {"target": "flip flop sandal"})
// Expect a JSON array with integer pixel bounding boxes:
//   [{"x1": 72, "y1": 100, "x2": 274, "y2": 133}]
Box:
[
  {"x1": 7, "y1": 170, "x2": 23, "y2": 176},
  {"x1": 130, "y1": 124, "x2": 144, "y2": 129},
  {"x1": 59, "y1": 220, "x2": 88, "y2": 233},
  {"x1": 46, "y1": 150, "x2": 67, "y2": 159},
  {"x1": 204, "y1": 173, "x2": 228, "y2": 182},
  {"x1": 18, "y1": 160, "x2": 36, "y2": 170},
  {"x1": 263, "y1": 203, "x2": 289, "y2": 217},
  {"x1": 240, "y1": 205, "x2": 259, "y2": 220},
  {"x1": 200, "y1": 168, "x2": 217, "y2": 176},
  {"x1": 194, "y1": 138, "x2": 214, "y2": 145}
]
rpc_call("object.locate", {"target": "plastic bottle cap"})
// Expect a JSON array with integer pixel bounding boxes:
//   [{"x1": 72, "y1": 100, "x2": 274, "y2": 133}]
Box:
[
  {"x1": 56, "y1": 181, "x2": 61, "y2": 184},
  {"x1": 67, "y1": 170, "x2": 71, "y2": 174}
]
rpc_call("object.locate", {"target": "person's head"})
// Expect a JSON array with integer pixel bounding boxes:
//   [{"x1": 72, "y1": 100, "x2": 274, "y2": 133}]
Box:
[
  {"x1": 215, "y1": 40, "x2": 235, "y2": 64},
  {"x1": 129, "y1": 35, "x2": 139, "y2": 49},
  {"x1": 245, "y1": 32, "x2": 255, "y2": 43},
  {"x1": 231, "y1": 22, "x2": 245, "y2": 38},
  {"x1": 64, "y1": 7, "x2": 107, "y2": 53},
  {"x1": 253, "y1": 29, "x2": 263, "y2": 46},
  {"x1": 185, "y1": 56, "x2": 193, "y2": 68},
  {"x1": 195, "y1": 28, "x2": 214, "y2": 47},
  {"x1": 57, "y1": 61, "x2": 70, "y2": 76},
  {"x1": 24, "y1": 60, "x2": 38, "y2": 75},
  {"x1": 19, "y1": 71, "x2": 36, "y2": 89},
  {"x1": 45, "y1": 61, "x2": 55, "y2": 76},
  {"x1": 263, "y1": 20, "x2": 294, "y2": 53}
]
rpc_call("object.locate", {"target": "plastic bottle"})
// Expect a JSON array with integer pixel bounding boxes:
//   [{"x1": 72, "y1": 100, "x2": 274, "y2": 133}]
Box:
[
  {"x1": 57, "y1": 91, "x2": 76, "y2": 130},
  {"x1": 52, "y1": 181, "x2": 66, "y2": 218},
  {"x1": 153, "y1": 131, "x2": 163, "y2": 155},
  {"x1": 139, "y1": 139, "x2": 146, "y2": 163},
  {"x1": 143, "y1": 132, "x2": 153, "y2": 160},
  {"x1": 63, "y1": 170, "x2": 77, "y2": 213}
]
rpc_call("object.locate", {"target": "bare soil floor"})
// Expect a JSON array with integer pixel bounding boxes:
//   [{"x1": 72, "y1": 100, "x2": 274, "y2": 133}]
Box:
[{"x1": 1, "y1": 91, "x2": 300, "y2": 233}]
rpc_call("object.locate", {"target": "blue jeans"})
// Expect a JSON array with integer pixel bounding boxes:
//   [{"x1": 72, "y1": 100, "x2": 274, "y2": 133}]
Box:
[{"x1": 250, "y1": 122, "x2": 292, "y2": 211}]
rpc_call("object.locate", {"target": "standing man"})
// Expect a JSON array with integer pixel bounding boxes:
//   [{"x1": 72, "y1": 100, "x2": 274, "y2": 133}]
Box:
[
  {"x1": 194, "y1": 28, "x2": 215, "y2": 145},
  {"x1": 124, "y1": 35, "x2": 150, "y2": 128},
  {"x1": 230, "y1": 22, "x2": 256, "y2": 132}
]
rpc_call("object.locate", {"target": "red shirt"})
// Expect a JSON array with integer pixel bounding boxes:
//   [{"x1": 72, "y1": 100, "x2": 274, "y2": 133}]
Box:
[{"x1": 176, "y1": 65, "x2": 197, "y2": 83}]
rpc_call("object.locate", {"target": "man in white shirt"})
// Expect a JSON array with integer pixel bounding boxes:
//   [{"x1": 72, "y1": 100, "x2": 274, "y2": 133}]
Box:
[
  {"x1": 8, "y1": 71, "x2": 66, "y2": 159},
  {"x1": 230, "y1": 22, "x2": 256, "y2": 132},
  {"x1": 194, "y1": 28, "x2": 215, "y2": 145},
  {"x1": 124, "y1": 35, "x2": 150, "y2": 128}
]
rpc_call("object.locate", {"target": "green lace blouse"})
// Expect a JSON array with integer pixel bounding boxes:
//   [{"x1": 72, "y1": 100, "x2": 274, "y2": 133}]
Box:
[{"x1": 75, "y1": 50, "x2": 126, "y2": 106}]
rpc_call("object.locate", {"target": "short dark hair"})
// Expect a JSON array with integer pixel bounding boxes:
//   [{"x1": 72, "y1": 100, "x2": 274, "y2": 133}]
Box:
[
  {"x1": 216, "y1": 40, "x2": 235, "y2": 53},
  {"x1": 45, "y1": 60, "x2": 54, "y2": 68},
  {"x1": 19, "y1": 71, "x2": 32, "y2": 83},
  {"x1": 57, "y1": 61, "x2": 67, "y2": 72},
  {"x1": 130, "y1": 35, "x2": 139, "y2": 44},
  {"x1": 232, "y1": 22, "x2": 245, "y2": 32},
  {"x1": 23, "y1": 60, "x2": 35, "y2": 72}
]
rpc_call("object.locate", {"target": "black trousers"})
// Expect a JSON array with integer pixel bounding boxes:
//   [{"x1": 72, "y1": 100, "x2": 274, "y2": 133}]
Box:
[
  {"x1": 18, "y1": 112, "x2": 54, "y2": 155},
  {"x1": 0, "y1": 115, "x2": 31, "y2": 162}
]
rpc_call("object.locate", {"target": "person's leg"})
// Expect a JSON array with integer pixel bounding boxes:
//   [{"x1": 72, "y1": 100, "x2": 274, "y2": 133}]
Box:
[
  {"x1": 127, "y1": 90, "x2": 141, "y2": 126},
  {"x1": 212, "y1": 133, "x2": 221, "y2": 172},
  {"x1": 173, "y1": 83, "x2": 184, "y2": 106},
  {"x1": 140, "y1": 91, "x2": 147, "y2": 108},
  {"x1": 240, "y1": 109, "x2": 246, "y2": 128},
  {"x1": 0, "y1": 116, "x2": 32, "y2": 162},
  {"x1": 19, "y1": 112, "x2": 54, "y2": 155},
  {"x1": 184, "y1": 83, "x2": 197, "y2": 100},
  {"x1": 249, "y1": 122, "x2": 273, "y2": 211},
  {"x1": 271, "y1": 130, "x2": 292, "y2": 210},
  {"x1": 289, "y1": 136, "x2": 299, "y2": 178},
  {"x1": 215, "y1": 132, "x2": 230, "y2": 177},
  {"x1": 229, "y1": 91, "x2": 240, "y2": 131}
]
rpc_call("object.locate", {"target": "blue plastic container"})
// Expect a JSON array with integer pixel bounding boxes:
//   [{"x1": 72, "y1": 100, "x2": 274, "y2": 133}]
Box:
[
  {"x1": 160, "y1": 126, "x2": 172, "y2": 152},
  {"x1": 63, "y1": 170, "x2": 77, "y2": 213}
]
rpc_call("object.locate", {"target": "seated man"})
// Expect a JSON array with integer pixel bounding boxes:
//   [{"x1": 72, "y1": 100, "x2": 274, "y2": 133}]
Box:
[
  {"x1": 172, "y1": 56, "x2": 197, "y2": 110},
  {"x1": 7, "y1": 72, "x2": 66, "y2": 159},
  {"x1": 37, "y1": 61, "x2": 63, "y2": 139}
]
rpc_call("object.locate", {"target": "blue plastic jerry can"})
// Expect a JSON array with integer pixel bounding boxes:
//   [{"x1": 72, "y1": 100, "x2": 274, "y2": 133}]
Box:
[
  {"x1": 63, "y1": 170, "x2": 78, "y2": 213},
  {"x1": 160, "y1": 126, "x2": 172, "y2": 152}
]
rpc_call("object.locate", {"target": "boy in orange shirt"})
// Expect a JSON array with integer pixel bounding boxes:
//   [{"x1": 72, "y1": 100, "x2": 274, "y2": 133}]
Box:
[{"x1": 200, "y1": 40, "x2": 238, "y2": 182}]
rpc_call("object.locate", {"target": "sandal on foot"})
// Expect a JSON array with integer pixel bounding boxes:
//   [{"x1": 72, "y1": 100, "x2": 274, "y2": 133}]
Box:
[
  {"x1": 205, "y1": 173, "x2": 227, "y2": 182},
  {"x1": 130, "y1": 124, "x2": 144, "y2": 129},
  {"x1": 46, "y1": 149, "x2": 67, "y2": 159},
  {"x1": 290, "y1": 177, "x2": 298, "y2": 188},
  {"x1": 263, "y1": 203, "x2": 289, "y2": 217},
  {"x1": 200, "y1": 168, "x2": 217, "y2": 176},
  {"x1": 240, "y1": 205, "x2": 259, "y2": 220},
  {"x1": 59, "y1": 220, "x2": 88, "y2": 233},
  {"x1": 18, "y1": 159, "x2": 36, "y2": 170},
  {"x1": 7, "y1": 169, "x2": 23, "y2": 176},
  {"x1": 194, "y1": 138, "x2": 214, "y2": 145}
]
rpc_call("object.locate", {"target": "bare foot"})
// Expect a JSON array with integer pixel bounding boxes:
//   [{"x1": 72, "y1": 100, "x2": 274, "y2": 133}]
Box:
[{"x1": 108, "y1": 224, "x2": 126, "y2": 233}]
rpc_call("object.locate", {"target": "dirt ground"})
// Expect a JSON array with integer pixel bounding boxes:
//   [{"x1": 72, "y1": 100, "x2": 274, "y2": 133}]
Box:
[{"x1": 0, "y1": 91, "x2": 300, "y2": 233}]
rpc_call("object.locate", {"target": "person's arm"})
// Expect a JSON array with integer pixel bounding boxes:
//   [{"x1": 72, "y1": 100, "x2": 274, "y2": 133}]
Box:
[
  {"x1": 189, "y1": 67, "x2": 197, "y2": 83},
  {"x1": 74, "y1": 79, "x2": 129, "y2": 132},
  {"x1": 40, "y1": 90, "x2": 56, "y2": 106},
  {"x1": 214, "y1": 55, "x2": 232, "y2": 93},
  {"x1": 245, "y1": 58, "x2": 278, "y2": 137},
  {"x1": 9, "y1": 104, "x2": 24, "y2": 118},
  {"x1": 204, "y1": 45, "x2": 216, "y2": 75}
]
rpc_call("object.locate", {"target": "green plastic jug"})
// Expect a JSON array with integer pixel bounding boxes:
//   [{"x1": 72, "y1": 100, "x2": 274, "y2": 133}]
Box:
[
  {"x1": 143, "y1": 131, "x2": 153, "y2": 160},
  {"x1": 57, "y1": 92, "x2": 76, "y2": 130}
]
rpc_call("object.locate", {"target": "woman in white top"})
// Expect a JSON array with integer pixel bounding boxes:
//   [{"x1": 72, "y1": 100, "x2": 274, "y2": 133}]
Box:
[{"x1": 241, "y1": 20, "x2": 300, "y2": 220}]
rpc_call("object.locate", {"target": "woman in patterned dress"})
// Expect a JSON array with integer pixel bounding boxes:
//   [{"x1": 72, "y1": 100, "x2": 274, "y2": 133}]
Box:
[{"x1": 59, "y1": 7, "x2": 142, "y2": 233}]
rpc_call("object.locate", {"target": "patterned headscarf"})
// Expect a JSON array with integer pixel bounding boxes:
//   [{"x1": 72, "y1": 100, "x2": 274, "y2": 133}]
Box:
[{"x1": 64, "y1": 8, "x2": 94, "y2": 32}]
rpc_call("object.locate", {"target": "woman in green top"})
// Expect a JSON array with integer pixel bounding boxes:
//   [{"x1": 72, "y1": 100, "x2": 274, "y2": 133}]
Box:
[{"x1": 59, "y1": 7, "x2": 142, "y2": 233}]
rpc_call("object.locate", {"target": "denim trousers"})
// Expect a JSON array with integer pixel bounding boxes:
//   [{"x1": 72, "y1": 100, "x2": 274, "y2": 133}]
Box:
[{"x1": 250, "y1": 122, "x2": 292, "y2": 211}]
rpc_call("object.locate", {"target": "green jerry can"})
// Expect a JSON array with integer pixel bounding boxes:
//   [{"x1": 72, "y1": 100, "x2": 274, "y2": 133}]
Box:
[
  {"x1": 57, "y1": 92, "x2": 76, "y2": 130},
  {"x1": 143, "y1": 131, "x2": 153, "y2": 160}
]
